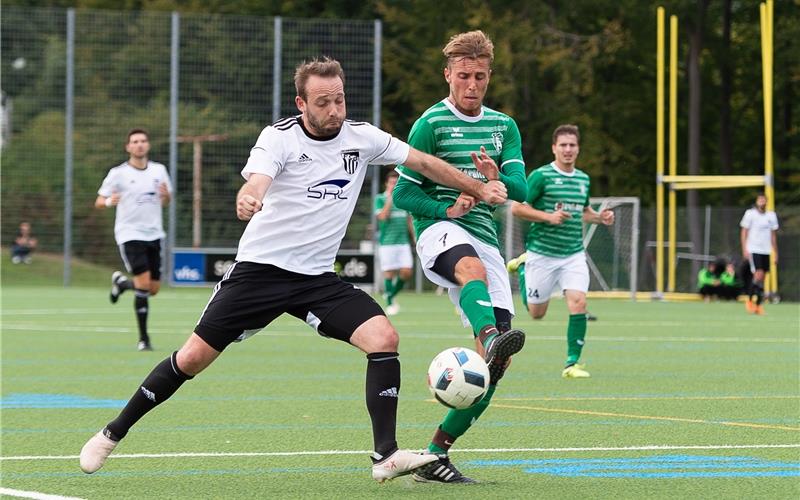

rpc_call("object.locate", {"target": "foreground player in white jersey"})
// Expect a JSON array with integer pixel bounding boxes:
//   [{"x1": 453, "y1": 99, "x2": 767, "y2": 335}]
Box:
[
  {"x1": 95, "y1": 128, "x2": 172, "y2": 351},
  {"x1": 740, "y1": 193, "x2": 779, "y2": 314},
  {"x1": 80, "y1": 57, "x2": 508, "y2": 483}
]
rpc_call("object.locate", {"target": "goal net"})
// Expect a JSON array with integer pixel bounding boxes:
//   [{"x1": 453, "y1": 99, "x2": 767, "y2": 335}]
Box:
[{"x1": 502, "y1": 196, "x2": 640, "y2": 298}]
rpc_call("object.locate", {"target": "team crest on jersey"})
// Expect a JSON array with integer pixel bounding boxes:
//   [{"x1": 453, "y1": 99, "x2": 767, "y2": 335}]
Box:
[
  {"x1": 341, "y1": 149, "x2": 360, "y2": 174},
  {"x1": 491, "y1": 131, "x2": 504, "y2": 152}
]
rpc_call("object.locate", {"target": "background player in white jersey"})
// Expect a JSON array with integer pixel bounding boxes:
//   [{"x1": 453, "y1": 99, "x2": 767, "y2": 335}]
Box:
[
  {"x1": 740, "y1": 193, "x2": 779, "y2": 315},
  {"x1": 393, "y1": 31, "x2": 528, "y2": 483},
  {"x1": 95, "y1": 128, "x2": 172, "y2": 351},
  {"x1": 80, "y1": 57, "x2": 508, "y2": 483},
  {"x1": 375, "y1": 169, "x2": 414, "y2": 315},
  {"x1": 510, "y1": 124, "x2": 614, "y2": 379}
]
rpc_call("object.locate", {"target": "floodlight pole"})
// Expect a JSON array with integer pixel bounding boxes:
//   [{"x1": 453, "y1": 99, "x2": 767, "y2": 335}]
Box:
[{"x1": 176, "y1": 134, "x2": 228, "y2": 248}]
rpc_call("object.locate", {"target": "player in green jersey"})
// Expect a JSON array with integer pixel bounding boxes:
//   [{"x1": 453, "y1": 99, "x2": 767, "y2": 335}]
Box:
[
  {"x1": 375, "y1": 170, "x2": 414, "y2": 315},
  {"x1": 509, "y1": 124, "x2": 614, "y2": 378},
  {"x1": 393, "y1": 30, "x2": 528, "y2": 483}
]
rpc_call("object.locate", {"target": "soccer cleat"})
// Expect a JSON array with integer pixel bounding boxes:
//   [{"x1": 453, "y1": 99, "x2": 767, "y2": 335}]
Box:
[
  {"x1": 586, "y1": 311, "x2": 598, "y2": 321},
  {"x1": 372, "y1": 449, "x2": 438, "y2": 483},
  {"x1": 755, "y1": 304, "x2": 765, "y2": 315},
  {"x1": 79, "y1": 430, "x2": 119, "y2": 473},
  {"x1": 745, "y1": 299, "x2": 756, "y2": 314},
  {"x1": 506, "y1": 252, "x2": 527, "y2": 273},
  {"x1": 109, "y1": 271, "x2": 127, "y2": 304},
  {"x1": 385, "y1": 303, "x2": 400, "y2": 316},
  {"x1": 484, "y1": 329, "x2": 525, "y2": 384},
  {"x1": 562, "y1": 363, "x2": 591, "y2": 378},
  {"x1": 412, "y1": 454, "x2": 477, "y2": 484},
  {"x1": 137, "y1": 340, "x2": 153, "y2": 351}
]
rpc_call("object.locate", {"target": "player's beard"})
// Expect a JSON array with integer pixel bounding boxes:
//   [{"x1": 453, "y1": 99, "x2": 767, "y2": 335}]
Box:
[{"x1": 307, "y1": 112, "x2": 343, "y2": 136}]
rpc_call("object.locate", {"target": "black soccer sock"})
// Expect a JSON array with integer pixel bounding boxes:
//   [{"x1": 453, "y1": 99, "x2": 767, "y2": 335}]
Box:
[
  {"x1": 105, "y1": 351, "x2": 193, "y2": 440},
  {"x1": 365, "y1": 352, "x2": 400, "y2": 460},
  {"x1": 752, "y1": 280, "x2": 764, "y2": 305},
  {"x1": 134, "y1": 289, "x2": 149, "y2": 342},
  {"x1": 494, "y1": 307, "x2": 512, "y2": 334}
]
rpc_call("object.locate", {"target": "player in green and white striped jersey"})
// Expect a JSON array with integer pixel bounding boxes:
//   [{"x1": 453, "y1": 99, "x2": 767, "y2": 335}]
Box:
[
  {"x1": 393, "y1": 30, "x2": 528, "y2": 484},
  {"x1": 510, "y1": 124, "x2": 615, "y2": 379},
  {"x1": 374, "y1": 170, "x2": 414, "y2": 315}
]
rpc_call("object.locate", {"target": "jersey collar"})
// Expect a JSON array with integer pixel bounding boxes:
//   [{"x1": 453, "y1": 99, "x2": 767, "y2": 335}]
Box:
[
  {"x1": 296, "y1": 115, "x2": 341, "y2": 142},
  {"x1": 550, "y1": 161, "x2": 576, "y2": 177},
  {"x1": 442, "y1": 98, "x2": 484, "y2": 123}
]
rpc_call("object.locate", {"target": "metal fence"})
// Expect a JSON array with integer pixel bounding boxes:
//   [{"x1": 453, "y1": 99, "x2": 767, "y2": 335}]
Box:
[{"x1": 1, "y1": 6, "x2": 381, "y2": 283}]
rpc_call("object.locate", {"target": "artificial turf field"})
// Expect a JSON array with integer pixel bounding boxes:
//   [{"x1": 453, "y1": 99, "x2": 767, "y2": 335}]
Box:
[{"x1": 1, "y1": 285, "x2": 798, "y2": 499}]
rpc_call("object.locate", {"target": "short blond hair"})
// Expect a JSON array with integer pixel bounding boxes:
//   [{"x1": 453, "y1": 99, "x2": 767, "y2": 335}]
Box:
[
  {"x1": 294, "y1": 57, "x2": 345, "y2": 100},
  {"x1": 442, "y1": 30, "x2": 494, "y2": 66}
]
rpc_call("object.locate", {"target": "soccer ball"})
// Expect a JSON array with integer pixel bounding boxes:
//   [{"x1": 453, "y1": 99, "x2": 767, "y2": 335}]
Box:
[{"x1": 427, "y1": 347, "x2": 489, "y2": 409}]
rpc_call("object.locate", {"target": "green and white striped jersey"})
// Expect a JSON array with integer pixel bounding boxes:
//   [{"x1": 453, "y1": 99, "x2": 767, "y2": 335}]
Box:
[
  {"x1": 524, "y1": 162, "x2": 591, "y2": 257},
  {"x1": 374, "y1": 193, "x2": 410, "y2": 245},
  {"x1": 396, "y1": 99, "x2": 525, "y2": 248}
]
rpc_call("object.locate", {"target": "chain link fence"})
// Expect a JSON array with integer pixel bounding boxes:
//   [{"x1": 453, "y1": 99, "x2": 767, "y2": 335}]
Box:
[{"x1": 2, "y1": 6, "x2": 380, "y2": 283}]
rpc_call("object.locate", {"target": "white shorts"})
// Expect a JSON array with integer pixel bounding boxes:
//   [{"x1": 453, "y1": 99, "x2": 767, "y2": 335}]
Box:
[
  {"x1": 378, "y1": 244, "x2": 413, "y2": 271},
  {"x1": 417, "y1": 221, "x2": 514, "y2": 326},
  {"x1": 524, "y1": 251, "x2": 589, "y2": 304}
]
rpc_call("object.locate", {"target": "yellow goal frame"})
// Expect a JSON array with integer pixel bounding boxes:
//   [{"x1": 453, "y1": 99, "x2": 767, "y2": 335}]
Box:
[{"x1": 655, "y1": 2, "x2": 777, "y2": 297}]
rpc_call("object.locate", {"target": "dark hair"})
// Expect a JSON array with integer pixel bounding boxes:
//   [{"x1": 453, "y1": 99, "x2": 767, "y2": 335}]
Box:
[
  {"x1": 127, "y1": 128, "x2": 149, "y2": 143},
  {"x1": 294, "y1": 57, "x2": 345, "y2": 101},
  {"x1": 552, "y1": 124, "x2": 580, "y2": 145}
]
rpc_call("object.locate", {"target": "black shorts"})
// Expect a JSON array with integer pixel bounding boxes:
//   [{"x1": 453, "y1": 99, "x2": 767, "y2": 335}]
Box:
[
  {"x1": 195, "y1": 262, "x2": 385, "y2": 351},
  {"x1": 119, "y1": 240, "x2": 162, "y2": 280},
  {"x1": 749, "y1": 253, "x2": 771, "y2": 273}
]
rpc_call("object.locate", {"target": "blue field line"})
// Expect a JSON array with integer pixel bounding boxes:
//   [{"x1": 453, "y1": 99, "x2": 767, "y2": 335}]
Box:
[
  {"x1": 0, "y1": 394, "x2": 128, "y2": 409},
  {"x1": 467, "y1": 455, "x2": 800, "y2": 479}
]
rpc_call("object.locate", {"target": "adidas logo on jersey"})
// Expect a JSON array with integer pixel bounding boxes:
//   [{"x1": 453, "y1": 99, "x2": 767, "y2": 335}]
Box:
[
  {"x1": 378, "y1": 387, "x2": 399, "y2": 397},
  {"x1": 298, "y1": 153, "x2": 312, "y2": 163}
]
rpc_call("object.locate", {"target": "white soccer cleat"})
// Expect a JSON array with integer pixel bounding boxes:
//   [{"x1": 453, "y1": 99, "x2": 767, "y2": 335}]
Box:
[
  {"x1": 372, "y1": 449, "x2": 438, "y2": 483},
  {"x1": 79, "y1": 430, "x2": 119, "y2": 473},
  {"x1": 385, "y1": 303, "x2": 400, "y2": 316}
]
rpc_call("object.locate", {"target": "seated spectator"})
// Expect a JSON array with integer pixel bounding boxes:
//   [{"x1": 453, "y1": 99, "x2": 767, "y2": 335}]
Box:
[
  {"x1": 719, "y1": 262, "x2": 741, "y2": 301},
  {"x1": 11, "y1": 221, "x2": 37, "y2": 264},
  {"x1": 697, "y1": 260, "x2": 722, "y2": 301}
]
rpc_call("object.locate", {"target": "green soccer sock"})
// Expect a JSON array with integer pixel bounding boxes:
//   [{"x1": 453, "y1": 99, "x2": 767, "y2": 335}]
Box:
[
  {"x1": 428, "y1": 384, "x2": 497, "y2": 454},
  {"x1": 459, "y1": 279, "x2": 496, "y2": 337},
  {"x1": 383, "y1": 278, "x2": 393, "y2": 305},
  {"x1": 566, "y1": 312, "x2": 588, "y2": 365},
  {"x1": 388, "y1": 277, "x2": 405, "y2": 302},
  {"x1": 518, "y1": 263, "x2": 527, "y2": 308}
]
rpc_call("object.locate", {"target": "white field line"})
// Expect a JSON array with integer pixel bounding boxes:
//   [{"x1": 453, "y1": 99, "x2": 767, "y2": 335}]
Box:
[
  {"x1": 1, "y1": 323, "x2": 796, "y2": 343},
  {"x1": 2, "y1": 444, "x2": 799, "y2": 462},
  {"x1": 0, "y1": 488, "x2": 85, "y2": 500}
]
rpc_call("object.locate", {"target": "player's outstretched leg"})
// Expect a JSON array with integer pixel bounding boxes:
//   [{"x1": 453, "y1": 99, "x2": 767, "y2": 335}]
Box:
[{"x1": 372, "y1": 449, "x2": 439, "y2": 482}]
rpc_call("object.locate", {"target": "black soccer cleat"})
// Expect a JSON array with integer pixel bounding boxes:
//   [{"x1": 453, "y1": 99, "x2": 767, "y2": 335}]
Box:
[
  {"x1": 484, "y1": 328, "x2": 525, "y2": 384},
  {"x1": 412, "y1": 454, "x2": 477, "y2": 484},
  {"x1": 586, "y1": 311, "x2": 598, "y2": 321}
]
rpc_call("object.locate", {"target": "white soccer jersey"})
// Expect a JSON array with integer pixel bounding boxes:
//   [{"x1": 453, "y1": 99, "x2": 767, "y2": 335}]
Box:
[
  {"x1": 740, "y1": 207, "x2": 779, "y2": 254},
  {"x1": 97, "y1": 161, "x2": 172, "y2": 245},
  {"x1": 237, "y1": 116, "x2": 410, "y2": 275}
]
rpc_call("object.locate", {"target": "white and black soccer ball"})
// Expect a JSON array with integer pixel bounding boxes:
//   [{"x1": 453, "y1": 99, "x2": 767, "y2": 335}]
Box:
[{"x1": 427, "y1": 347, "x2": 489, "y2": 409}]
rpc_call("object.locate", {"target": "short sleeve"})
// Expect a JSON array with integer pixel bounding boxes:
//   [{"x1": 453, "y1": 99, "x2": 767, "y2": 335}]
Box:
[
  {"x1": 242, "y1": 126, "x2": 285, "y2": 180},
  {"x1": 739, "y1": 210, "x2": 751, "y2": 228},
  {"x1": 366, "y1": 125, "x2": 410, "y2": 166},
  {"x1": 97, "y1": 169, "x2": 117, "y2": 197},
  {"x1": 769, "y1": 212, "x2": 779, "y2": 230},
  {"x1": 159, "y1": 164, "x2": 174, "y2": 194}
]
